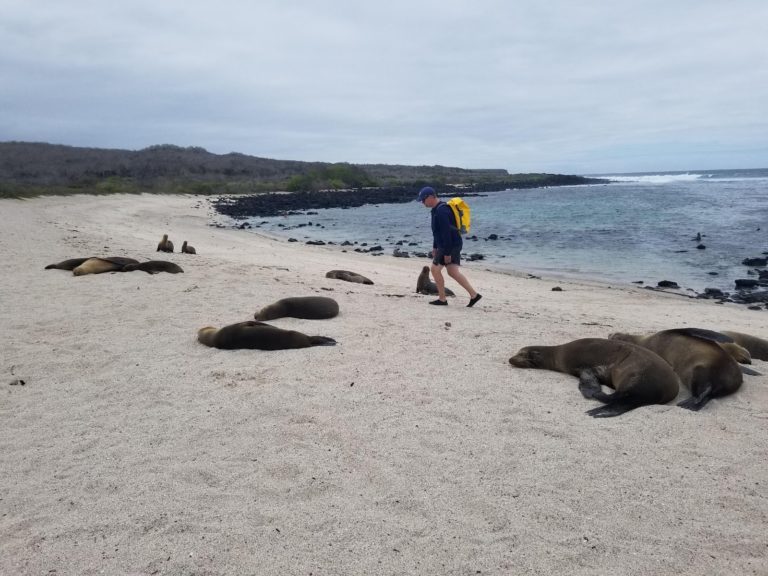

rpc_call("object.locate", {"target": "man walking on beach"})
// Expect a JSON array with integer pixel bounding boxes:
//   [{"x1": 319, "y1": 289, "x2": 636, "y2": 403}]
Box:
[{"x1": 417, "y1": 186, "x2": 482, "y2": 307}]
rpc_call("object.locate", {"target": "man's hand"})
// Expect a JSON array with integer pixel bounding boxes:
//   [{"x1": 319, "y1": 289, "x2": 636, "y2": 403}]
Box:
[{"x1": 443, "y1": 255, "x2": 452, "y2": 265}]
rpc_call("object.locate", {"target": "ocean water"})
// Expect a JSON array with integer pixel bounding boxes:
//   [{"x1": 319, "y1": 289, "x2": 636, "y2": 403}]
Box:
[{"x1": 242, "y1": 168, "x2": 768, "y2": 293}]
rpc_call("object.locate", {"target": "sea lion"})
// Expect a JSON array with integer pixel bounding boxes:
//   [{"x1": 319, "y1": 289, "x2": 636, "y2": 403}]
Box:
[
  {"x1": 181, "y1": 241, "x2": 196, "y2": 254},
  {"x1": 197, "y1": 321, "x2": 336, "y2": 350},
  {"x1": 509, "y1": 338, "x2": 680, "y2": 418},
  {"x1": 45, "y1": 257, "x2": 93, "y2": 271},
  {"x1": 157, "y1": 234, "x2": 174, "y2": 253},
  {"x1": 719, "y1": 342, "x2": 752, "y2": 364},
  {"x1": 609, "y1": 328, "x2": 743, "y2": 411},
  {"x1": 121, "y1": 261, "x2": 184, "y2": 274},
  {"x1": 325, "y1": 270, "x2": 374, "y2": 285},
  {"x1": 416, "y1": 265, "x2": 455, "y2": 297},
  {"x1": 72, "y1": 257, "x2": 139, "y2": 276},
  {"x1": 255, "y1": 296, "x2": 339, "y2": 321},
  {"x1": 720, "y1": 330, "x2": 768, "y2": 361}
]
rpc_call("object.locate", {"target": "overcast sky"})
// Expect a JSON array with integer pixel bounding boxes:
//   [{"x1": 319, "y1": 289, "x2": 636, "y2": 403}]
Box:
[{"x1": 2, "y1": 1, "x2": 767, "y2": 174}]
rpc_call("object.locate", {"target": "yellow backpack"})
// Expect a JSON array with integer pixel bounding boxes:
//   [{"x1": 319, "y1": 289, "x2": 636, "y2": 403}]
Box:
[{"x1": 446, "y1": 197, "x2": 471, "y2": 234}]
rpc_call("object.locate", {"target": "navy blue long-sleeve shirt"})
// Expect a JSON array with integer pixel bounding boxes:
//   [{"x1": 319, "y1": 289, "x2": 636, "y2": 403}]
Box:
[{"x1": 431, "y1": 201, "x2": 462, "y2": 252}]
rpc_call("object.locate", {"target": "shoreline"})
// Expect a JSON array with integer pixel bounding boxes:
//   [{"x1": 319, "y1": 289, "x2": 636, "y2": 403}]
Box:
[
  {"x1": 216, "y1": 206, "x2": 768, "y2": 311},
  {"x1": 2, "y1": 193, "x2": 767, "y2": 575}
]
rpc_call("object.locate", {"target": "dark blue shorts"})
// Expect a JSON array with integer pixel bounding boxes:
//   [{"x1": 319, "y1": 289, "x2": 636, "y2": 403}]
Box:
[{"x1": 432, "y1": 246, "x2": 462, "y2": 266}]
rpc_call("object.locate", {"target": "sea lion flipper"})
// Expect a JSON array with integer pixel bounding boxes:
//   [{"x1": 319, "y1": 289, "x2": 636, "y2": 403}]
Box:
[
  {"x1": 585, "y1": 402, "x2": 638, "y2": 418},
  {"x1": 577, "y1": 369, "x2": 604, "y2": 399},
  {"x1": 309, "y1": 336, "x2": 337, "y2": 346},
  {"x1": 741, "y1": 366, "x2": 761, "y2": 376},
  {"x1": 678, "y1": 387, "x2": 712, "y2": 411}
]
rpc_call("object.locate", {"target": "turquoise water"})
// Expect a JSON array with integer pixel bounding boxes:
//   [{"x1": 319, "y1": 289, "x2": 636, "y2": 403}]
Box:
[{"x1": 244, "y1": 169, "x2": 768, "y2": 293}]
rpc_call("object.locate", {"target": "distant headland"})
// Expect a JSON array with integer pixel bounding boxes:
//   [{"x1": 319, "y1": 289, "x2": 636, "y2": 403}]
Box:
[{"x1": 0, "y1": 141, "x2": 607, "y2": 199}]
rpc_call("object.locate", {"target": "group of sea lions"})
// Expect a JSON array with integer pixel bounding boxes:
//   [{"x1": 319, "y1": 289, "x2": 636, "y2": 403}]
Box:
[
  {"x1": 199, "y1": 269, "x2": 382, "y2": 350},
  {"x1": 45, "y1": 256, "x2": 184, "y2": 275},
  {"x1": 44, "y1": 234, "x2": 199, "y2": 276},
  {"x1": 157, "y1": 234, "x2": 196, "y2": 254},
  {"x1": 509, "y1": 328, "x2": 767, "y2": 418},
  {"x1": 198, "y1": 296, "x2": 339, "y2": 350}
]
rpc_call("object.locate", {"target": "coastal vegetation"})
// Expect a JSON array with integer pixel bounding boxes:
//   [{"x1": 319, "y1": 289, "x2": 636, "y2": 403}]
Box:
[{"x1": 0, "y1": 141, "x2": 605, "y2": 199}]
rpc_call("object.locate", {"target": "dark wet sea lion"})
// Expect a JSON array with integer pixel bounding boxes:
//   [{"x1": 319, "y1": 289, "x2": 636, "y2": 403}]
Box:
[
  {"x1": 609, "y1": 328, "x2": 743, "y2": 411},
  {"x1": 121, "y1": 261, "x2": 184, "y2": 274},
  {"x1": 416, "y1": 265, "x2": 455, "y2": 296},
  {"x1": 45, "y1": 257, "x2": 93, "y2": 271},
  {"x1": 181, "y1": 241, "x2": 196, "y2": 254},
  {"x1": 325, "y1": 270, "x2": 374, "y2": 285},
  {"x1": 197, "y1": 321, "x2": 336, "y2": 350},
  {"x1": 255, "y1": 296, "x2": 339, "y2": 321},
  {"x1": 720, "y1": 330, "x2": 768, "y2": 361},
  {"x1": 157, "y1": 234, "x2": 174, "y2": 253},
  {"x1": 72, "y1": 257, "x2": 139, "y2": 276},
  {"x1": 509, "y1": 338, "x2": 680, "y2": 417}
]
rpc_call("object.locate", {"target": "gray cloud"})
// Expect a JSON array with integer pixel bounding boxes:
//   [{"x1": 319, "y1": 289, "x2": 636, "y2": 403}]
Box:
[{"x1": 2, "y1": 0, "x2": 767, "y2": 173}]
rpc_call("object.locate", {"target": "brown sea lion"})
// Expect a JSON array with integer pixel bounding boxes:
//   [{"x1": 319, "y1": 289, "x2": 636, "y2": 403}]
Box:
[
  {"x1": 45, "y1": 257, "x2": 93, "y2": 271},
  {"x1": 255, "y1": 296, "x2": 339, "y2": 321},
  {"x1": 181, "y1": 241, "x2": 196, "y2": 254},
  {"x1": 509, "y1": 338, "x2": 680, "y2": 418},
  {"x1": 121, "y1": 261, "x2": 184, "y2": 274},
  {"x1": 416, "y1": 266, "x2": 455, "y2": 297},
  {"x1": 609, "y1": 328, "x2": 743, "y2": 411},
  {"x1": 157, "y1": 234, "x2": 174, "y2": 253},
  {"x1": 325, "y1": 270, "x2": 373, "y2": 285},
  {"x1": 197, "y1": 321, "x2": 336, "y2": 350},
  {"x1": 719, "y1": 342, "x2": 752, "y2": 364},
  {"x1": 72, "y1": 257, "x2": 139, "y2": 276},
  {"x1": 720, "y1": 330, "x2": 768, "y2": 361}
]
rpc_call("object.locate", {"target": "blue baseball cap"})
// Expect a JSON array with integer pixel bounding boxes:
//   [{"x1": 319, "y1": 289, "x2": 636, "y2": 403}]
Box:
[{"x1": 417, "y1": 186, "x2": 436, "y2": 202}]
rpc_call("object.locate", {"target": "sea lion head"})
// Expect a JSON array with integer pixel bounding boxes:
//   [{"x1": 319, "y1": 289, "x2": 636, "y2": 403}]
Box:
[
  {"x1": 197, "y1": 326, "x2": 218, "y2": 346},
  {"x1": 607, "y1": 332, "x2": 634, "y2": 343},
  {"x1": 255, "y1": 303, "x2": 281, "y2": 321},
  {"x1": 509, "y1": 346, "x2": 546, "y2": 368}
]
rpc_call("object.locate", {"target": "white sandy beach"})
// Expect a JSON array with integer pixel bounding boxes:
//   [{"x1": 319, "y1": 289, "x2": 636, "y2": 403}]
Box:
[{"x1": 1, "y1": 193, "x2": 767, "y2": 576}]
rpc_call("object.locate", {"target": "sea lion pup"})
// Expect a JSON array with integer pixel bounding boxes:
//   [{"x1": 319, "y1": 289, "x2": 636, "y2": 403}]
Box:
[
  {"x1": 325, "y1": 270, "x2": 374, "y2": 285},
  {"x1": 509, "y1": 338, "x2": 680, "y2": 418},
  {"x1": 45, "y1": 257, "x2": 93, "y2": 270},
  {"x1": 255, "y1": 296, "x2": 339, "y2": 321},
  {"x1": 121, "y1": 260, "x2": 184, "y2": 274},
  {"x1": 720, "y1": 330, "x2": 768, "y2": 361},
  {"x1": 197, "y1": 321, "x2": 336, "y2": 350},
  {"x1": 181, "y1": 241, "x2": 196, "y2": 254},
  {"x1": 72, "y1": 257, "x2": 139, "y2": 276},
  {"x1": 156, "y1": 234, "x2": 174, "y2": 253},
  {"x1": 609, "y1": 328, "x2": 743, "y2": 411},
  {"x1": 416, "y1": 265, "x2": 455, "y2": 296}
]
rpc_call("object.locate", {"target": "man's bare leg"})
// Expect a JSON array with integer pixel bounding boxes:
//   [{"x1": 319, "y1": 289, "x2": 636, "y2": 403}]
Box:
[
  {"x1": 446, "y1": 265, "x2": 477, "y2": 298},
  {"x1": 430, "y1": 263, "x2": 448, "y2": 301}
]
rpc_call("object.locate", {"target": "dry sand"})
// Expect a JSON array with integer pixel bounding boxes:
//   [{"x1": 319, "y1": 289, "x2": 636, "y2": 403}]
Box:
[{"x1": 1, "y1": 193, "x2": 767, "y2": 576}]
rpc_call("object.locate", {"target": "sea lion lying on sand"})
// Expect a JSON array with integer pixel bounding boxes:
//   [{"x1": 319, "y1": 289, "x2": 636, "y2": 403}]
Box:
[
  {"x1": 255, "y1": 296, "x2": 339, "y2": 320},
  {"x1": 45, "y1": 257, "x2": 93, "y2": 271},
  {"x1": 122, "y1": 261, "x2": 184, "y2": 274},
  {"x1": 325, "y1": 270, "x2": 373, "y2": 285},
  {"x1": 509, "y1": 338, "x2": 680, "y2": 418},
  {"x1": 609, "y1": 328, "x2": 743, "y2": 411},
  {"x1": 157, "y1": 234, "x2": 174, "y2": 253},
  {"x1": 720, "y1": 330, "x2": 768, "y2": 361},
  {"x1": 181, "y1": 241, "x2": 196, "y2": 254},
  {"x1": 198, "y1": 321, "x2": 337, "y2": 350},
  {"x1": 72, "y1": 257, "x2": 139, "y2": 276},
  {"x1": 416, "y1": 266, "x2": 455, "y2": 296}
]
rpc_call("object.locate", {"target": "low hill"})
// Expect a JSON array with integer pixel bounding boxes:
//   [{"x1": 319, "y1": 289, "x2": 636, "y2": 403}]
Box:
[{"x1": 0, "y1": 141, "x2": 604, "y2": 198}]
